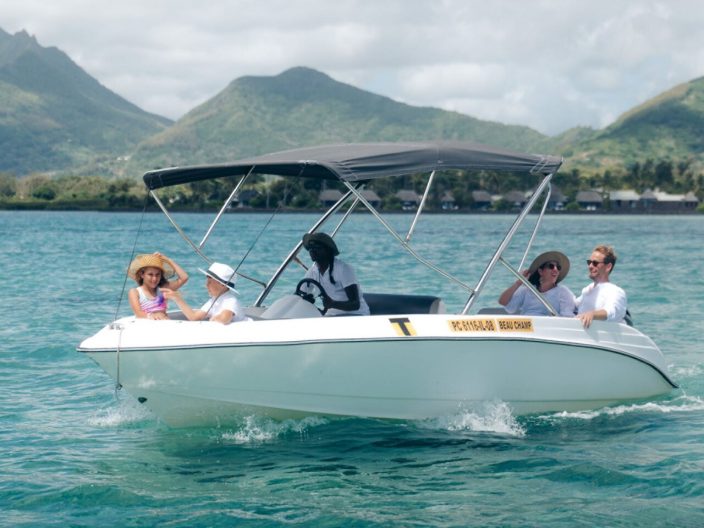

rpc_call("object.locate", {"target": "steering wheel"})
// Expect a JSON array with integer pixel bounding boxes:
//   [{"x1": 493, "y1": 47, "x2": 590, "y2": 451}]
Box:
[{"x1": 294, "y1": 278, "x2": 328, "y2": 309}]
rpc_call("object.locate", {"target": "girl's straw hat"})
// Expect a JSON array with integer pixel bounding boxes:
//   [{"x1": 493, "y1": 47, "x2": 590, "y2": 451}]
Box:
[{"x1": 128, "y1": 254, "x2": 175, "y2": 280}]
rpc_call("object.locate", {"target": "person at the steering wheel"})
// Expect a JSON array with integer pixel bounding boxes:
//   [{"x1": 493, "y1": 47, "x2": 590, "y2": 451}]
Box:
[{"x1": 301, "y1": 232, "x2": 370, "y2": 316}]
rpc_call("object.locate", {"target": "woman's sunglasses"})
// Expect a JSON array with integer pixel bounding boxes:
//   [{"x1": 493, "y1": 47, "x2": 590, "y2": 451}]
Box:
[{"x1": 541, "y1": 262, "x2": 561, "y2": 271}]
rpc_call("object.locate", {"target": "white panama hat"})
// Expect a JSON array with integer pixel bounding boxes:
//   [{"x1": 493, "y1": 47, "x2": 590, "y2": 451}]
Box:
[{"x1": 198, "y1": 262, "x2": 239, "y2": 293}]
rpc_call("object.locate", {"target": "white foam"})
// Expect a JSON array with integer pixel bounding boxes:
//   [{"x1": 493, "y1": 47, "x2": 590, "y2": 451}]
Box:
[
  {"x1": 221, "y1": 415, "x2": 328, "y2": 443},
  {"x1": 540, "y1": 395, "x2": 704, "y2": 421},
  {"x1": 669, "y1": 363, "x2": 702, "y2": 380},
  {"x1": 418, "y1": 401, "x2": 526, "y2": 437},
  {"x1": 88, "y1": 398, "x2": 154, "y2": 427}
]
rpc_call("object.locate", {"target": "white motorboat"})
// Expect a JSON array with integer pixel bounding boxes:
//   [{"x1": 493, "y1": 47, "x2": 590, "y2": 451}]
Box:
[{"x1": 78, "y1": 141, "x2": 676, "y2": 427}]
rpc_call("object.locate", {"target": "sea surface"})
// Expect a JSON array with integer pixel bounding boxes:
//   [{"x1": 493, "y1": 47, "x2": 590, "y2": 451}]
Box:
[{"x1": 1, "y1": 210, "x2": 703, "y2": 527}]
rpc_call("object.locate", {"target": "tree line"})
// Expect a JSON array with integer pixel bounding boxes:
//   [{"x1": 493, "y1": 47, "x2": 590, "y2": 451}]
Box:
[{"x1": 1, "y1": 157, "x2": 702, "y2": 212}]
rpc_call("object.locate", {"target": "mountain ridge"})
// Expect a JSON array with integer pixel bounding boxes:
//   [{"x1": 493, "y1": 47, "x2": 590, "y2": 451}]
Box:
[
  {"x1": 1, "y1": 27, "x2": 704, "y2": 182},
  {"x1": 126, "y1": 66, "x2": 554, "y2": 173},
  {"x1": 0, "y1": 28, "x2": 172, "y2": 174}
]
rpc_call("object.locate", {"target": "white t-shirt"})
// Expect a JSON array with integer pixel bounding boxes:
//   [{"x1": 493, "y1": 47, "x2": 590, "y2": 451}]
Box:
[
  {"x1": 575, "y1": 282, "x2": 627, "y2": 322},
  {"x1": 505, "y1": 283, "x2": 576, "y2": 316},
  {"x1": 304, "y1": 257, "x2": 370, "y2": 316},
  {"x1": 200, "y1": 291, "x2": 247, "y2": 323}
]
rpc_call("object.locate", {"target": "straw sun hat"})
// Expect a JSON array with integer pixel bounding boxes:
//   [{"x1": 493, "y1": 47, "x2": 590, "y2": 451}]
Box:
[
  {"x1": 127, "y1": 254, "x2": 175, "y2": 281},
  {"x1": 528, "y1": 251, "x2": 570, "y2": 283}
]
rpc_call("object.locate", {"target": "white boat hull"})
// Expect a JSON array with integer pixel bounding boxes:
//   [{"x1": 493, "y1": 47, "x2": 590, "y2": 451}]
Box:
[{"x1": 78, "y1": 313, "x2": 675, "y2": 427}]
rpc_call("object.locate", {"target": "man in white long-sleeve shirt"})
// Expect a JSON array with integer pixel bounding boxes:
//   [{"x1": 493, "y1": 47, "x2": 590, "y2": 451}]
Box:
[{"x1": 575, "y1": 245, "x2": 627, "y2": 328}]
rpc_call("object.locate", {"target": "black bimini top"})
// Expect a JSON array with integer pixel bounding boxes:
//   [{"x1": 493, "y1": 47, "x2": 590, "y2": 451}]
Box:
[{"x1": 142, "y1": 141, "x2": 563, "y2": 190}]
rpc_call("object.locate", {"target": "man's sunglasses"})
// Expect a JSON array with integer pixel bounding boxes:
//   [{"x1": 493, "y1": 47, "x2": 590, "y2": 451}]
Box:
[{"x1": 586, "y1": 259, "x2": 605, "y2": 267}]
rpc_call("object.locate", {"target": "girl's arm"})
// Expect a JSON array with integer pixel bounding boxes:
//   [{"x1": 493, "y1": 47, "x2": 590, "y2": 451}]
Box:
[
  {"x1": 162, "y1": 289, "x2": 206, "y2": 321},
  {"x1": 158, "y1": 253, "x2": 189, "y2": 290}
]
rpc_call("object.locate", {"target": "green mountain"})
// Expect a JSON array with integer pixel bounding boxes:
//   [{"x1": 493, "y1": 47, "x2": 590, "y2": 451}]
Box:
[
  {"x1": 127, "y1": 66, "x2": 554, "y2": 173},
  {"x1": 3, "y1": 24, "x2": 704, "y2": 182},
  {"x1": 564, "y1": 77, "x2": 704, "y2": 172},
  {"x1": 0, "y1": 29, "x2": 172, "y2": 175}
]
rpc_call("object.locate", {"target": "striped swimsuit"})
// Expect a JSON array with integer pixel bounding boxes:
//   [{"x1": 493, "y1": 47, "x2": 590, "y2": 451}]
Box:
[{"x1": 137, "y1": 286, "x2": 167, "y2": 314}]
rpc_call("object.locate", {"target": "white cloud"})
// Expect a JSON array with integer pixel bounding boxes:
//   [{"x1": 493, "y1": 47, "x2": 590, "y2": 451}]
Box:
[{"x1": 2, "y1": 0, "x2": 704, "y2": 135}]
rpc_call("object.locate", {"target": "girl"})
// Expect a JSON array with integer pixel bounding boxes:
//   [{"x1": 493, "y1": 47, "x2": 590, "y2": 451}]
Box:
[{"x1": 127, "y1": 252, "x2": 188, "y2": 320}]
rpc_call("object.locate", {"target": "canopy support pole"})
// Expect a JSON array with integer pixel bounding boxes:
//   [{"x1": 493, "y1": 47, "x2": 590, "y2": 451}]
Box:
[
  {"x1": 461, "y1": 173, "x2": 553, "y2": 314},
  {"x1": 342, "y1": 181, "x2": 474, "y2": 293},
  {"x1": 518, "y1": 183, "x2": 551, "y2": 272},
  {"x1": 199, "y1": 167, "x2": 253, "y2": 249},
  {"x1": 498, "y1": 257, "x2": 557, "y2": 316},
  {"x1": 406, "y1": 170, "x2": 435, "y2": 242},
  {"x1": 150, "y1": 190, "x2": 266, "y2": 287},
  {"x1": 254, "y1": 188, "x2": 357, "y2": 306}
]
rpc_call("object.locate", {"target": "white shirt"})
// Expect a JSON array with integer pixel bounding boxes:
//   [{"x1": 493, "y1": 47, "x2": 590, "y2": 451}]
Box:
[
  {"x1": 200, "y1": 291, "x2": 247, "y2": 323},
  {"x1": 505, "y1": 283, "x2": 576, "y2": 316},
  {"x1": 575, "y1": 282, "x2": 627, "y2": 322},
  {"x1": 304, "y1": 257, "x2": 370, "y2": 316}
]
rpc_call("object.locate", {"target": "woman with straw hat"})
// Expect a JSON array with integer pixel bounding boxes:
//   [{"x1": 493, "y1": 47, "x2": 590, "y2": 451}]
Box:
[
  {"x1": 127, "y1": 252, "x2": 189, "y2": 320},
  {"x1": 498, "y1": 251, "x2": 576, "y2": 316}
]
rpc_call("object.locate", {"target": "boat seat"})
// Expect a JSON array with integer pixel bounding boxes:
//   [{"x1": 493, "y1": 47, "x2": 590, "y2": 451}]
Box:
[
  {"x1": 363, "y1": 293, "x2": 445, "y2": 315},
  {"x1": 477, "y1": 307, "x2": 509, "y2": 315}
]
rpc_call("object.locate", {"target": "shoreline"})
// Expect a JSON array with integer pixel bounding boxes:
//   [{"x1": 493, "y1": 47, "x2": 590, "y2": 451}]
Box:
[{"x1": 0, "y1": 204, "x2": 701, "y2": 215}]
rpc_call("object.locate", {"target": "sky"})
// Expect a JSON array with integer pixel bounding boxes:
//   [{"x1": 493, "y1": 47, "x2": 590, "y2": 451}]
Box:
[{"x1": 3, "y1": 0, "x2": 704, "y2": 136}]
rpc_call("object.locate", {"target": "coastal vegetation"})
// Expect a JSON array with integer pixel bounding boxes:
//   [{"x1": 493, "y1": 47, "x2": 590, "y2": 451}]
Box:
[
  {"x1": 2, "y1": 158, "x2": 702, "y2": 212},
  {"x1": 1, "y1": 28, "x2": 703, "y2": 212}
]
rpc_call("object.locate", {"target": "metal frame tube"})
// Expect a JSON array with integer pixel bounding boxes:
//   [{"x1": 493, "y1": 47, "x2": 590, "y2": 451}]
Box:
[
  {"x1": 254, "y1": 188, "x2": 356, "y2": 306},
  {"x1": 518, "y1": 183, "x2": 552, "y2": 271},
  {"x1": 151, "y1": 191, "x2": 212, "y2": 264},
  {"x1": 406, "y1": 170, "x2": 435, "y2": 242},
  {"x1": 461, "y1": 174, "x2": 553, "y2": 314},
  {"x1": 151, "y1": 190, "x2": 266, "y2": 287},
  {"x1": 199, "y1": 168, "x2": 253, "y2": 249},
  {"x1": 498, "y1": 257, "x2": 557, "y2": 316},
  {"x1": 342, "y1": 181, "x2": 474, "y2": 293}
]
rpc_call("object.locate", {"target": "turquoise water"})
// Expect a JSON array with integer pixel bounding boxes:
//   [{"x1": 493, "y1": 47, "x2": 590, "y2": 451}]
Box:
[{"x1": 2, "y1": 210, "x2": 703, "y2": 527}]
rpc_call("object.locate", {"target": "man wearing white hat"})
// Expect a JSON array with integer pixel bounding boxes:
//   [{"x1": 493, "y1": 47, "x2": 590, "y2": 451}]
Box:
[{"x1": 163, "y1": 262, "x2": 247, "y2": 324}]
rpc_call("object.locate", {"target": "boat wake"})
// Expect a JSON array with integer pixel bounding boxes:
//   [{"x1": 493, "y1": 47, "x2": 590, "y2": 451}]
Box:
[
  {"x1": 537, "y1": 395, "x2": 704, "y2": 422},
  {"x1": 669, "y1": 363, "x2": 702, "y2": 380},
  {"x1": 417, "y1": 401, "x2": 526, "y2": 437},
  {"x1": 88, "y1": 397, "x2": 154, "y2": 427},
  {"x1": 220, "y1": 415, "x2": 329, "y2": 444}
]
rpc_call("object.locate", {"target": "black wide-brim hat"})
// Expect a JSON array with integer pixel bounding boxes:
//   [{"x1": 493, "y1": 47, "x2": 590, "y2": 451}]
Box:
[{"x1": 302, "y1": 232, "x2": 339, "y2": 256}]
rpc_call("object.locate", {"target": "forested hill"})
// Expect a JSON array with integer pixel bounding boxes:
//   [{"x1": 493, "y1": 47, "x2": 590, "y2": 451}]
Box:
[
  {"x1": 562, "y1": 76, "x2": 704, "y2": 172},
  {"x1": 125, "y1": 67, "x2": 554, "y2": 173},
  {"x1": 2, "y1": 25, "x2": 704, "y2": 184},
  {"x1": 0, "y1": 29, "x2": 172, "y2": 175}
]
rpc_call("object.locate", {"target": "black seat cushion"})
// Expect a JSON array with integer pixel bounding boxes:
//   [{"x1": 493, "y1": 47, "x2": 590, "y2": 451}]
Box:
[{"x1": 363, "y1": 293, "x2": 442, "y2": 315}]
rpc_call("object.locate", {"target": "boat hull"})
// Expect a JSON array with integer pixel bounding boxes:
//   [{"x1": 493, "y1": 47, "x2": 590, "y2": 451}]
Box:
[{"x1": 78, "y1": 314, "x2": 676, "y2": 427}]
